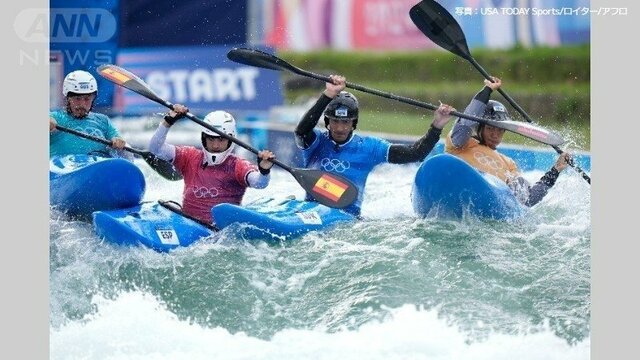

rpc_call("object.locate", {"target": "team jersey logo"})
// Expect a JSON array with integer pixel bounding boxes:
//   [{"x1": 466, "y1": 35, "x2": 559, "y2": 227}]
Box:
[{"x1": 321, "y1": 158, "x2": 350, "y2": 173}]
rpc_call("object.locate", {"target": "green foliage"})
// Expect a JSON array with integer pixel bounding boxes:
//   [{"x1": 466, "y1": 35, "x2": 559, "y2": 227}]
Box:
[
  {"x1": 279, "y1": 45, "x2": 590, "y2": 84},
  {"x1": 279, "y1": 46, "x2": 590, "y2": 127}
]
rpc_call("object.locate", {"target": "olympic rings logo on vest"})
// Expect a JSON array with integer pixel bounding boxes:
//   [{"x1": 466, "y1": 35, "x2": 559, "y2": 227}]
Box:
[
  {"x1": 191, "y1": 186, "x2": 219, "y2": 199},
  {"x1": 81, "y1": 128, "x2": 104, "y2": 139},
  {"x1": 320, "y1": 158, "x2": 351, "y2": 173},
  {"x1": 473, "y1": 151, "x2": 504, "y2": 171}
]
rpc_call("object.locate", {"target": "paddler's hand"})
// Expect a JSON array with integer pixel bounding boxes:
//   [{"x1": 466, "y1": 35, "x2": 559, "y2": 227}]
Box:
[
  {"x1": 110, "y1": 137, "x2": 127, "y2": 150},
  {"x1": 484, "y1": 76, "x2": 502, "y2": 91},
  {"x1": 431, "y1": 103, "x2": 456, "y2": 130},
  {"x1": 553, "y1": 152, "x2": 571, "y2": 172},
  {"x1": 163, "y1": 104, "x2": 189, "y2": 127},
  {"x1": 257, "y1": 150, "x2": 275, "y2": 175},
  {"x1": 49, "y1": 117, "x2": 57, "y2": 132},
  {"x1": 323, "y1": 75, "x2": 346, "y2": 98}
]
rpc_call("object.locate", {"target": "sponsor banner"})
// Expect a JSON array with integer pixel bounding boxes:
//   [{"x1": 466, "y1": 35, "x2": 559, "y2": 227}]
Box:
[
  {"x1": 351, "y1": 0, "x2": 436, "y2": 50},
  {"x1": 115, "y1": 45, "x2": 284, "y2": 115},
  {"x1": 262, "y1": 0, "x2": 590, "y2": 50}
]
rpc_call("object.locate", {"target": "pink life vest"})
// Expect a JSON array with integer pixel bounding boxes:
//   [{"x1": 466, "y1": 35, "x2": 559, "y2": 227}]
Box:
[{"x1": 173, "y1": 146, "x2": 257, "y2": 224}]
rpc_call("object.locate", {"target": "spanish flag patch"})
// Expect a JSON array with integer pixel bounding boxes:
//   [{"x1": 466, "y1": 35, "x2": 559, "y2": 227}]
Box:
[{"x1": 312, "y1": 174, "x2": 349, "y2": 202}]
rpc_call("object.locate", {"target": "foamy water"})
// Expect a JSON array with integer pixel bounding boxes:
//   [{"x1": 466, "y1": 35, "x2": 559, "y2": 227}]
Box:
[{"x1": 50, "y1": 152, "x2": 590, "y2": 360}]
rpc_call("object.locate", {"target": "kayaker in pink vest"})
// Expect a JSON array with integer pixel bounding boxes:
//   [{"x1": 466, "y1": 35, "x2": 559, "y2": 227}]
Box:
[{"x1": 149, "y1": 104, "x2": 275, "y2": 224}]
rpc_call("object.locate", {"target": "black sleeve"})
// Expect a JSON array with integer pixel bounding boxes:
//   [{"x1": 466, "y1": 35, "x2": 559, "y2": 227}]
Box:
[
  {"x1": 524, "y1": 167, "x2": 560, "y2": 207},
  {"x1": 388, "y1": 126, "x2": 442, "y2": 164},
  {"x1": 294, "y1": 94, "x2": 333, "y2": 149},
  {"x1": 474, "y1": 86, "x2": 493, "y2": 104}
]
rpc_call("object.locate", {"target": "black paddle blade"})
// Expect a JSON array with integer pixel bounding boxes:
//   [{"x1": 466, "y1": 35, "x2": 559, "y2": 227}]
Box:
[
  {"x1": 97, "y1": 64, "x2": 168, "y2": 107},
  {"x1": 227, "y1": 48, "x2": 297, "y2": 73},
  {"x1": 290, "y1": 169, "x2": 358, "y2": 209},
  {"x1": 140, "y1": 151, "x2": 183, "y2": 181},
  {"x1": 409, "y1": 0, "x2": 471, "y2": 60}
]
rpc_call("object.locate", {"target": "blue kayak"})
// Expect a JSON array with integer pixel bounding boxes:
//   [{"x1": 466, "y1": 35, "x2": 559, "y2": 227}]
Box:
[
  {"x1": 211, "y1": 197, "x2": 356, "y2": 240},
  {"x1": 50, "y1": 154, "x2": 146, "y2": 218},
  {"x1": 92, "y1": 198, "x2": 354, "y2": 252},
  {"x1": 412, "y1": 154, "x2": 525, "y2": 220},
  {"x1": 92, "y1": 201, "x2": 217, "y2": 252}
]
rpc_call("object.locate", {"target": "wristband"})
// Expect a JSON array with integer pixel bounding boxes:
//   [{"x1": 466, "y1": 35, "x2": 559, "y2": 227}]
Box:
[{"x1": 164, "y1": 114, "x2": 179, "y2": 126}]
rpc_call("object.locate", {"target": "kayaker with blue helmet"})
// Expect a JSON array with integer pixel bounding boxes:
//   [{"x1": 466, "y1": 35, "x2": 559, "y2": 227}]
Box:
[
  {"x1": 295, "y1": 74, "x2": 455, "y2": 216},
  {"x1": 49, "y1": 70, "x2": 130, "y2": 158},
  {"x1": 149, "y1": 105, "x2": 275, "y2": 224},
  {"x1": 445, "y1": 77, "x2": 571, "y2": 206}
]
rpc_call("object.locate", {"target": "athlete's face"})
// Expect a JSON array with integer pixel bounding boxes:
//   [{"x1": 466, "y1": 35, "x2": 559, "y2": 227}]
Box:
[
  {"x1": 66, "y1": 93, "x2": 96, "y2": 118},
  {"x1": 328, "y1": 118, "x2": 354, "y2": 143},
  {"x1": 482, "y1": 125, "x2": 505, "y2": 150},
  {"x1": 204, "y1": 135, "x2": 230, "y2": 153}
]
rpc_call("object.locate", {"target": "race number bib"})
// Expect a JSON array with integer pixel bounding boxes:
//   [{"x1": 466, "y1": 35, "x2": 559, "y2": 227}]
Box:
[
  {"x1": 296, "y1": 211, "x2": 322, "y2": 225},
  {"x1": 156, "y1": 229, "x2": 180, "y2": 245}
]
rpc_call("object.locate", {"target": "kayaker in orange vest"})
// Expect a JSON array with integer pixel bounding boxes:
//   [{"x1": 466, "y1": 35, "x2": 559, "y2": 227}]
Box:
[{"x1": 445, "y1": 77, "x2": 572, "y2": 206}]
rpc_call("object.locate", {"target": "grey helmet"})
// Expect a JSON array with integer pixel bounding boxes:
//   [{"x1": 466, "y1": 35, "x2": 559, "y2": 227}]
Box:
[
  {"x1": 483, "y1": 100, "x2": 510, "y2": 122},
  {"x1": 477, "y1": 100, "x2": 510, "y2": 143}
]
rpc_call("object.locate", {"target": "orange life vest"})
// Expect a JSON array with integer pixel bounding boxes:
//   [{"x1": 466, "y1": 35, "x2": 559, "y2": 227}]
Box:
[{"x1": 444, "y1": 134, "x2": 519, "y2": 183}]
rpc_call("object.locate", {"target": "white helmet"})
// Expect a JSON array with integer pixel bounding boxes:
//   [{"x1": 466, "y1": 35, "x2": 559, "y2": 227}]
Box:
[
  {"x1": 201, "y1": 111, "x2": 237, "y2": 166},
  {"x1": 62, "y1": 70, "x2": 98, "y2": 96}
]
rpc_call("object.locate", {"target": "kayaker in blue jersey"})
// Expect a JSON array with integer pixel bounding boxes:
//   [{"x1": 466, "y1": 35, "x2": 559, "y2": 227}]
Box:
[
  {"x1": 445, "y1": 77, "x2": 571, "y2": 206},
  {"x1": 295, "y1": 74, "x2": 455, "y2": 216},
  {"x1": 49, "y1": 70, "x2": 130, "y2": 158}
]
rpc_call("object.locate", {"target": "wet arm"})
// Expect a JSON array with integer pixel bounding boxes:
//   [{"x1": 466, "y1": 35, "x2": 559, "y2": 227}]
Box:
[
  {"x1": 450, "y1": 87, "x2": 492, "y2": 148},
  {"x1": 294, "y1": 94, "x2": 332, "y2": 149},
  {"x1": 388, "y1": 126, "x2": 442, "y2": 164},
  {"x1": 524, "y1": 168, "x2": 560, "y2": 207},
  {"x1": 247, "y1": 171, "x2": 271, "y2": 189},
  {"x1": 149, "y1": 124, "x2": 176, "y2": 161}
]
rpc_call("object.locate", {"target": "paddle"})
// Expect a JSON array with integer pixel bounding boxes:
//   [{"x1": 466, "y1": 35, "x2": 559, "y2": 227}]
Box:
[
  {"x1": 96, "y1": 64, "x2": 358, "y2": 209},
  {"x1": 54, "y1": 124, "x2": 183, "y2": 181},
  {"x1": 409, "y1": 0, "x2": 591, "y2": 184},
  {"x1": 227, "y1": 47, "x2": 565, "y2": 147}
]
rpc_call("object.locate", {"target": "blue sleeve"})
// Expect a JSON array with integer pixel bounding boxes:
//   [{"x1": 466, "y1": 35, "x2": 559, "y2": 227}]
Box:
[
  {"x1": 371, "y1": 137, "x2": 391, "y2": 164},
  {"x1": 99, "y1": 114, "x2": 120, "y2": 140}
]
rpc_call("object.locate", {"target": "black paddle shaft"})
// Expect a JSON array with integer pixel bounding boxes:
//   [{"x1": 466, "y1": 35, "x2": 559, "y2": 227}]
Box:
[
  {"x1": 227, "y1": 48, "x2": 565, "y2": 146},
  {"x1": 55, "y1": 125, "x2": 143, "y2": 155},
  {"x1": 54, "y1": 124, "x2": 184, "y2": 181}
]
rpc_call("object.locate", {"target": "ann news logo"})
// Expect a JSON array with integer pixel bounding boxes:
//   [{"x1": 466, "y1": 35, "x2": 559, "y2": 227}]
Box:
[
  {"x1": 15, "y1": 8, "x2": 117, "y2": 43},
  {"x1": 15, "y1": 8, "x2": 117, "y2": 66}
]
